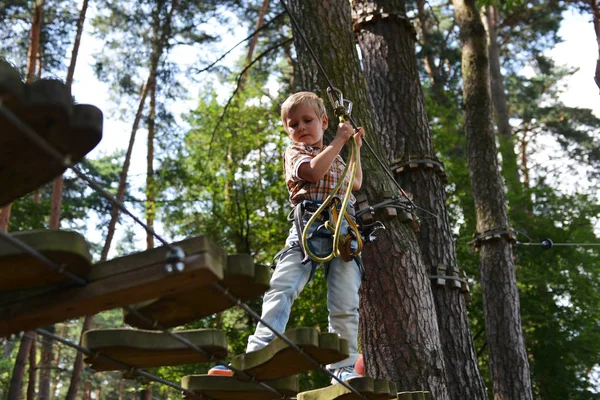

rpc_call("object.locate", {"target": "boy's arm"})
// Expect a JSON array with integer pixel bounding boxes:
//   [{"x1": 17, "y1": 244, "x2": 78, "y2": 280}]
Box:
[
  {"x1": 352, "y1": 128, "x2": 364, "y2": 190},
  {"x1": 297, "y1": 122, "x2": 355, "y2": 182}
]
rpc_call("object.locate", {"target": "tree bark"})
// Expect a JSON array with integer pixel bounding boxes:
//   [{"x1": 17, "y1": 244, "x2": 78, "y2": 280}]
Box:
[
  {"x1": 353, "y1": 1, "x2": 487, "y2": 398},
  {"x1": 289, "y1": 0, "x2": 448, "y2": 397},
  {"x1": 26, "y1": 0, "x2": 44, "y2": 82},
  {"x1": 26, "y1": 333, "x2": 37, "y2": 400},
  {"x1": 452, "y1": 0, "x2": 533, "y2": 399},
  {"x1": 482, "y1": 5, "x2": 522, "y2": 200},
  {"x1": 592, "y1": 0, "x2": 600, "y2": 92},
  {"x1": 146, "y1": 80, "x2": 156, "y2": 250},
  {"x1": 65, "y1": 316, "x2": 93, "y2": 400},
  {"x1": 7, "y1": 332, "x2": 34, "y2": 400},
  {"x1": 38, "y1": 325, "x2": 54, "y2": 400}
]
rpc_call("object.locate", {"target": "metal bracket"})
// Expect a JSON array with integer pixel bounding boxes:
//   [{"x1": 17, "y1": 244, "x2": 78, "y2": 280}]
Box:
[{"x1": 165, "y1": 246, "x2": 185, "y2": 273}]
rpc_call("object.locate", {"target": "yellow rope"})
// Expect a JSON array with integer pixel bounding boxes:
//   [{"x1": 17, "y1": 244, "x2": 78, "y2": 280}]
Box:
[{"x1": 301, "y1": 134, "x2": 363, "y2": 263}]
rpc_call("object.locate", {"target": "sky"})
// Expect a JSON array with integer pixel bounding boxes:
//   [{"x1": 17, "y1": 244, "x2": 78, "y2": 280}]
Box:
[{"x1": 67, "y1": 6, "x2": 600, "y2": 254}]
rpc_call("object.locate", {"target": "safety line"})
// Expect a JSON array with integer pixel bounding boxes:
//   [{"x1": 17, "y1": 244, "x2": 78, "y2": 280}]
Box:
[
  {"x1": 0, "y1": 104, "x2": 174, "y2": 250},
  {"x1": 34, "y1": 328, "x2": 198, "y2": 397},
  {"x1": 276, "y1": 0, "x2": 437, "y2": 220}
]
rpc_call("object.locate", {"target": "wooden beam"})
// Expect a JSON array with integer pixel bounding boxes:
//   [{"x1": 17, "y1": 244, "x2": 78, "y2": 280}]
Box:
[{"x1": 0, "y1": 235, "x2": 225, "y2": 336}]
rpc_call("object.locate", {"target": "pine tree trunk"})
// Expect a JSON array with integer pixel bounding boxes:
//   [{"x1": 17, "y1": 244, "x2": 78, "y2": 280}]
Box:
[
  {"x1": 353, "y1": 1, "x2": 487, "y2": 398},
  {"x1": 146, "y1": 82, "x2": 156, "y2": 250},
  {"x1": 38, "y1": 325, "x2": 54, "y2": 400},
  {"x1": 482, "y1": 5, "x2": 522, "y2": 200},
  {"x1": 66, "y1": 0, "x2": 88, "y2": 90},
  {"x1": 140, "y1": 386, "x2": 152, "y2": 400},
  {"x1": 7, "y1": 332, "x2": 34, "y2": 400},
  {"x1": 0, "y1": 206, "x2": 11, "y2": 231},
  {"x1": 289, "y1": 0, "x2": 449, "y2": 396},
  {"x1": 592, "y1": 0, "x2": 600, "y2": 91},
  {"x1": 101, "y1": 0, "x2": 177, "y2": 259},
  {"x1": 65, "y1": 316, "x2": 93, "y2": 400},
  {"x1": 452, "y1": 1, "x2": 533, "y2": 398},
  {"x1": 26, "y1": 333, "x2": 37, "y2": 400},
  {"x1": 26, "y1": 0, "x2": 44, "y2": 82}
]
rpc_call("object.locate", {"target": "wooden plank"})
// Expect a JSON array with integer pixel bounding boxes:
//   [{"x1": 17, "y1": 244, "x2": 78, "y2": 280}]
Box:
[
  {"x1": 82, "y1": 328, "x2": 227, "y2": 371},
  {"x1": 297, "y1": 377, "x2": 397, "y2": 400},
  {"x1": 181, "y1": 375, "x2": 299, "y2": 400},
  {"x1": 0, "y1": 230, "x2": 91, "y2": 292},
  {"x1": 124, "y1": 254, "x2": 269, "y2": 329},
  {"x1": 0, "y1": 235, "x2": 225, "y2": 337},
  {"x1": 230, "y1": 327, "x2": 349, "y2": 381},
  {"x1": 0, "y1": 65, "x2": 103, "y2": 207}
]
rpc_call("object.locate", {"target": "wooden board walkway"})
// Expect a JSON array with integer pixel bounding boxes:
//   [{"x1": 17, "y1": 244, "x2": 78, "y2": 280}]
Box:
[
  {"x1": 181, "y1": 375, "x2": 299, "y2": 400},
  {"x1": 0, "y1": 59, "x2": 102, "y2": 207},
  {"x1": 230, "y1": 327, "x2": 349, "y2": 381},
  {"x1": 0, "y1": 235, "x2": 224, "y2": 337},
  {"x1": 124, "y1": 254, "x2": 270, "y2": 329},
  {"x1": 297, "y1": 377, "x2": 397, "y2": 400},
  {"x1": 82, "y1": 328, "x2": 227, "y2": 371}
]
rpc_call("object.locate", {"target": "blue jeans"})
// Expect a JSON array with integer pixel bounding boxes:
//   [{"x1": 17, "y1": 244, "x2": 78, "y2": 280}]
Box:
[{"x1": 247, "y1": 212, "x2": 361, "y2": 369}]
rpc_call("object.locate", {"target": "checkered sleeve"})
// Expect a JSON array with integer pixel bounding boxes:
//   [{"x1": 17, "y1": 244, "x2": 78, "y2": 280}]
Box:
[{"x1": 284, "y1": 143, "x2": 314, "y2": 182}]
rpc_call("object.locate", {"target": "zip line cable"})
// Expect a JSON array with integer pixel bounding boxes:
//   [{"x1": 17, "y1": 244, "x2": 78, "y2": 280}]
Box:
[{"x1": 276, "y1": 0, "x2": 438, "y2": 221}]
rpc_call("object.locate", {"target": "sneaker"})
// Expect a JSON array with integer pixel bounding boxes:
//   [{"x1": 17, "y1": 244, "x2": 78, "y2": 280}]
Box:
[
  {"x1": 329, "y1": 365, "x2": 362, "y2": 385},
  {"x1": 207, "y1": 364, "x2": 233, "y2": 376}
]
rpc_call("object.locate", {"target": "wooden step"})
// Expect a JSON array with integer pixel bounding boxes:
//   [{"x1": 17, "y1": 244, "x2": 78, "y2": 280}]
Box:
[
  {"x1": 0, "y1": 60, "x2": 102, "y2": 207},
  {"x1": 230, "y1": 327, "x2": 349, "y2": 381},
  {"x1": 0, "y1": 230, "x2": 91, "y2": 292},
  {"x1": 0, "y1": 235, "x2": 225, "y2": 336},
  {"x1": 82, "y1": 328, "x2": 227, "y2": 371},
  {"x1": 297, "y1": 377, "x2": 397, "y2": 400},
  {"x1": 181, "y1": 375, "x2": 299, "y2": 400},
  {"x1": 123, "y1": 254, "x2": 270, "y2": 329}
]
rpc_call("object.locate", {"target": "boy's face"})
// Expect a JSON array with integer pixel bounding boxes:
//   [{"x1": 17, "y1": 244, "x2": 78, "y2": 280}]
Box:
[{"x1": 284, "y1": 103, "x2": 328, "y2": 147}]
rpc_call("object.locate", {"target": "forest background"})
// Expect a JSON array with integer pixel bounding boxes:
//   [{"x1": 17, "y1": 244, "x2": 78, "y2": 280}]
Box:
[{"x1": 0, "y1": 0, "x2": 599, "y2": 399}]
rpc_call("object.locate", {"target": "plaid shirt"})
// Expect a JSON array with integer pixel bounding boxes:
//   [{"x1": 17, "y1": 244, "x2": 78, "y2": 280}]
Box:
[{"x1": 284, "y1": 142, "x2": 356, "y2": 206}]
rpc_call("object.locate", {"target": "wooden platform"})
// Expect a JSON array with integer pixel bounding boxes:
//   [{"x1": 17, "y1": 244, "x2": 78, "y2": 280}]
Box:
[
  {"x1": 297, "y1": 377, "x2": 398, "y2": 400},
  {"x1": 82, "y1": 328, "x2": 227, "y2": 371},
  {"x1": 124, "y1": 254, "x2": 270, "y2": 329},
  {"x1": 0, "y1": 230, "x2": 91, "y2": 291},
  {"x1": 181, "y1": 375, "x2": 299, "y2": 400},
  {"x1": 0, "y1": 235, "x2": 225, "y2": 336},
  {"x1": 0, "y1": 60, "x2": 102, "y2": 207},
  {"x1": 230, "y1": 327, "x2": 349, "y2": 381}
]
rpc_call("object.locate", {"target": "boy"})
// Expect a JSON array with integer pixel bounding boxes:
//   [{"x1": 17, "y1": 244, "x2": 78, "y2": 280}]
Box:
[{"x1": 211, "y1": 91, "x2": 365, "y2": 383}]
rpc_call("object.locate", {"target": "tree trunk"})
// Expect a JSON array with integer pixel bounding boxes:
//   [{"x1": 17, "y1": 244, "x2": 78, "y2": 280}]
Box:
[
  {"x1": 353, "y1": 1, "x2": 487, "y2": 398},
  {"x1": 146, "y1": 82, "x2": 156, "y2": 250},
  {"x1": 7, "y1": 332, "x2": 34, "y2": 400},
  {"x1": 0, "y1": 206, "x2": 11, "y2": 231},
  {"x1": 38, "y1": 325, "x2": 54, "y2": 400},
  {"x1": 482, "y1": 5, "x2": 522, "y2": 200},
  {"x1": 101, "y1": 0, "x2": 177, "y2": 260},
  {"x1": 26, "y1": 0, "x2": 44, "y2": 82},
  {"x1": 452, "y1": 1, "x2": 533, "y2": 398},
  {"x1": 26, "y1": 333, "x2": 37, "y2": 400},
  {"x1": 140, "y1": 385, "x2": 152, "y2": 400},
  {"x1": 66, "y1": 0, "x2": 88, "y2": 90},
  {"x1": 592, "y1": 0, "x2": 600, "y2": 92},
  {"x1": 65, "y1": 316, "x2": 93, "y2": 400},
  {"x1": 289, "y1": 0, "x2": 448, "y2": 397}
]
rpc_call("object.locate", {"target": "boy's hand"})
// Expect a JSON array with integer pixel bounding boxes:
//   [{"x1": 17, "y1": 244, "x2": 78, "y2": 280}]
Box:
[
  {"x1": 354, "y1": 127, "x2": 365, "y2": 149},
  {"x1": 336, "y1": 121, "x2": 355, "y2": 143}
]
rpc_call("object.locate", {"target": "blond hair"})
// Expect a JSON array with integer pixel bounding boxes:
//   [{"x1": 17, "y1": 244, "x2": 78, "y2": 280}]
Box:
[{"x1": 281, "y1": 92, "x2": 327, "y2": 127}]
